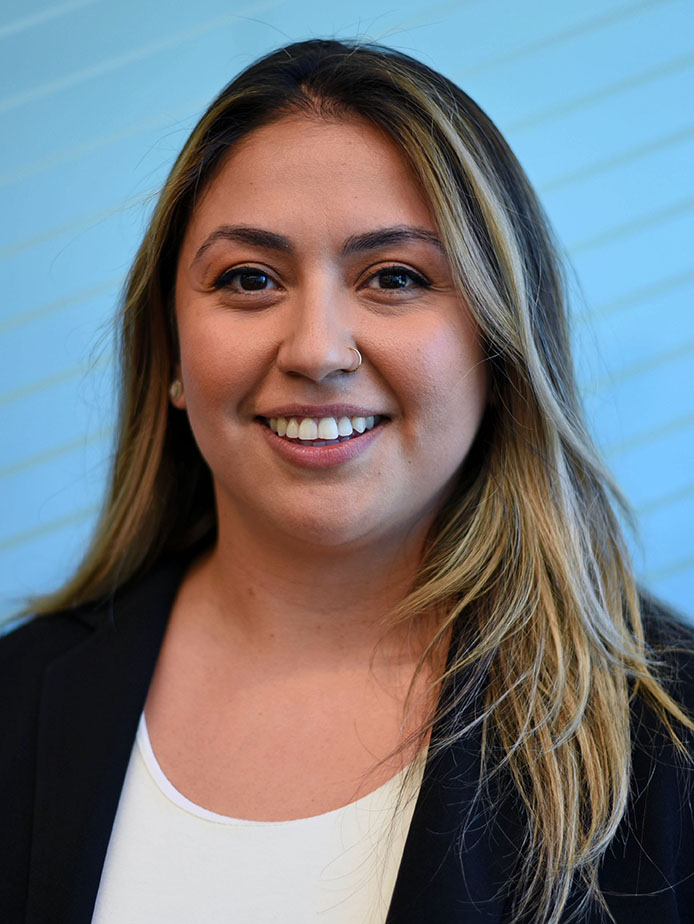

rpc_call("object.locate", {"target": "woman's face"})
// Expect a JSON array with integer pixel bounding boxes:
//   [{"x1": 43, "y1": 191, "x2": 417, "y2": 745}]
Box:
[{"x1": 174, "y1": 114, "x2": 488, "y2": 550}]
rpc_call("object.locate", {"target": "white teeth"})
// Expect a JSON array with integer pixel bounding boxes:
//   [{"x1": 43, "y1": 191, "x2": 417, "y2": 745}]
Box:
[
  {"x1": 351, "y1": 416, "x2": 366, "y2": 433},
  {"x1": 298, "y1": 418, "x2": 318, "y2": 440},
  {"x1": 267, "y1": 415, "x2": 380, "y2": 440},
  {"x1": 318, "y1": 417, "x2": 339, "y2": 439}
]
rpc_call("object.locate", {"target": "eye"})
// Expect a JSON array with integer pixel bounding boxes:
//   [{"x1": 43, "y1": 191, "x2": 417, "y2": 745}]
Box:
[
  {"x1": 213, "y1": 266, "x2": 279, "y2": 292},
  {"x1": 364, "y1": 266, "x2": 431, "y2": 291}
]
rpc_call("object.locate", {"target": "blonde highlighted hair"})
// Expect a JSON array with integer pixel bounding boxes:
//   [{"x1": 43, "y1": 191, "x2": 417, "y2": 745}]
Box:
[{"x1": 29, "y1": 40, "x2": 691, "y2": 922}]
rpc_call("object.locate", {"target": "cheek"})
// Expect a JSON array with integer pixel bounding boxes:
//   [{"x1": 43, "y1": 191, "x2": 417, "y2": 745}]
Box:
[
  {"x1": 393, "y1": 319, "x2": 488, "y2": 438},
  {"x1": 176, "y1": 311, "x2": 264, "y2": 410}
]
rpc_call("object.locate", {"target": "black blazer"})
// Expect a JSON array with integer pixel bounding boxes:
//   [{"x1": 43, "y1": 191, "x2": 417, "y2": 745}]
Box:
[{"x1": 2, "y1": 562, "x2": 693, "y2": 923}]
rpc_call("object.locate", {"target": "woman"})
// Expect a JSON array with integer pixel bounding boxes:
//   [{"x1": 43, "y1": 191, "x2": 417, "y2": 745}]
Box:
[{"x1": 1, "y1": 39, "x2": 692, "y2": 924}]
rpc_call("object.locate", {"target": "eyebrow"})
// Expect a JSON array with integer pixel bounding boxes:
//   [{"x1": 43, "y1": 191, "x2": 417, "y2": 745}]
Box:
[
  {"x1": 191, "y1": 224, "x2": 445, "y2": 266},
  {"x1": 192, "y1": 226, "x2": 290, "y2": 265},
  {"x1": 342, "y1": 226, "x2": 444, "y2": 256}
]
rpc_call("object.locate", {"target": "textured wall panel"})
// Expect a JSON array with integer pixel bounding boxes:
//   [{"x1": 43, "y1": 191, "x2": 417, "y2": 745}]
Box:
[{"x1": 1, "y1": 0, "x2": 691, "y2": 618}]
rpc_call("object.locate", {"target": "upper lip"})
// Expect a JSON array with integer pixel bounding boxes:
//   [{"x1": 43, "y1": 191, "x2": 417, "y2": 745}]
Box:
[{"x1": 256, "y1": 404, "x2": 387, "y2": 419}]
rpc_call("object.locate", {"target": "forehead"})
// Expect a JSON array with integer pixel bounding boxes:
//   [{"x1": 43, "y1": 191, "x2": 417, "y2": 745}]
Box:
[{"x1": 181, "y1": 114, "x2": 436, "y2": 250}]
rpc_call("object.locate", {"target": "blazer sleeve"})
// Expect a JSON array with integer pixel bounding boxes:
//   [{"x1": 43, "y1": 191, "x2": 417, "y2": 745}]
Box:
[
  {"x1": 0, "y1": 613, "x2": 92, "y2": 921},
  {"x1": 597, "y1": 605, "x2": 694, "y2": 923}
]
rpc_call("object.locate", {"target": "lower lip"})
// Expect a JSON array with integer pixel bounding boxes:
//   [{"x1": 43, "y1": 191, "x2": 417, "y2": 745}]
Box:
[{"x1": 258, "y1": 421, "x2": 384, "y2": 469}]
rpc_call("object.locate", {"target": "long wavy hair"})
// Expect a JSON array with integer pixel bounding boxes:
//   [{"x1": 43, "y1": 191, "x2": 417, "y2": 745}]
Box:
[{"x1": 29, "y1": 39, "x2": 691, "y2": 922}]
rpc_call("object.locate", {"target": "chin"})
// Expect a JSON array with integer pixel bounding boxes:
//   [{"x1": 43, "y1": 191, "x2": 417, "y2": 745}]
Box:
[{"x1": 273, "y1": 509, "x2": 383, "y2": 550}]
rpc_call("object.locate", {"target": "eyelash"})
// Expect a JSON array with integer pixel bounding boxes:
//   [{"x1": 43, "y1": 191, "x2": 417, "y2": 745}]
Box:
[
  {"x1": 363, "y1": 266, "x2": 432, "y2": 291},
  {"x1": 213, "y1": 266, "x2": 276, "y2": 292},
  {"x1": 212, "y1": 264, "x2": 432, "y2": 293}
]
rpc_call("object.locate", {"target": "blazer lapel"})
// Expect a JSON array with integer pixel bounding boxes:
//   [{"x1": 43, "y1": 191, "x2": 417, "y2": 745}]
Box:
[
  {"x1": 387, "y1": 702, "x2": 522, "y2": 923},
  {"x1": 26, "y1": 564, "x2": 182, "y2": 924}
]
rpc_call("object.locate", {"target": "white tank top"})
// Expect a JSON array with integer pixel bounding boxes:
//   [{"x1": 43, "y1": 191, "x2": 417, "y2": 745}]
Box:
[{"x1": 91, "y1": 715, "x2": 424, "y2": 923}]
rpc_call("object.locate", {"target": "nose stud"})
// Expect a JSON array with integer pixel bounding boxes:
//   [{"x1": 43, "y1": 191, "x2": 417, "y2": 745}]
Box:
[{"x1": 343, "y1": 347, "x2": 362, "y2": 375}]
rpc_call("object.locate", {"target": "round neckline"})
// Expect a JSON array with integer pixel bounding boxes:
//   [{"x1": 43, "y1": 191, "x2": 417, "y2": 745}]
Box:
[{"x1": 136, "y1": 713, "x2": 423, "y2": 826}]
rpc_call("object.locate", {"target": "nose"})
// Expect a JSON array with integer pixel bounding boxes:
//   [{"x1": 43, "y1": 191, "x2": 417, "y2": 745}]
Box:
[{"x1": 275, "y1": 285, "x2": 358, "y2": 382}]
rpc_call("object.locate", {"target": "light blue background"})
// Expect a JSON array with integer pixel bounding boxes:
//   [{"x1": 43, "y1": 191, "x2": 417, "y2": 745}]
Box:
[{"x1": 1, "y1": 0, "x2": 692, "y2": 620}]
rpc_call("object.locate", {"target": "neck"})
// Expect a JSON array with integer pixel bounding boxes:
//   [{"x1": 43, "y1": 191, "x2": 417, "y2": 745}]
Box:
[{"x1": 188, "y1": 503, "x2": 436, "y2": 665}]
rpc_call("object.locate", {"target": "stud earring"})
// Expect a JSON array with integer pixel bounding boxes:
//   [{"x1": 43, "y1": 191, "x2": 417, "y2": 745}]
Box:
[
  {"x1": 169, "y1": 379, "x2": 183, "y2": 401},
  {"x1": 343, "y1": 347, "x2": 362, "y2": 374}
]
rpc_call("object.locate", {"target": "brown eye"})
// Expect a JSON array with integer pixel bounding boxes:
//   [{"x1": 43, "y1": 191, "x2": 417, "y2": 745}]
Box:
[
  {"x1": 214, "y1": 268, "x2": 278, "y2": 291},
  {"x1": 379, "y1": 270, "x2": 413, "y2": 289},
  {"x1": 364, "y1": 267, "x2": 431, "y2": 290}
]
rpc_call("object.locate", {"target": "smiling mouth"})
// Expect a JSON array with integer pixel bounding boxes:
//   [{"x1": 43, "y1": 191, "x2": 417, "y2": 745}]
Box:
[{"x1": 262, "y1": 414, "x2": 383, "y2": 446}]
